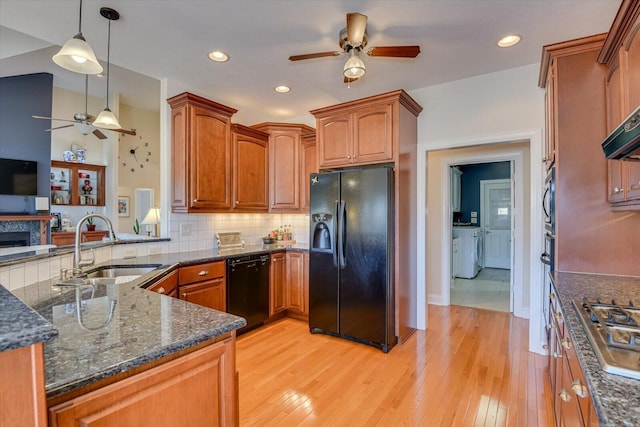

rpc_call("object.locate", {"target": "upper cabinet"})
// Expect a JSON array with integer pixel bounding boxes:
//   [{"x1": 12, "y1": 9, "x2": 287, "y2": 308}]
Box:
[
  {"x1": 167, "y1": 92, "x2": 237, "y2": 213},
  {"x1": 51, "y1": 161, "x2": 105, "y2": 207},
  {"x1": 599, "y1": 3, "x2": 640, "y2": 210},
  {"x1": 312, "y1": 101, "x2": 393, "y2": 168},
  {"x1": 231, "y1": 124, "x2": 269, "y2": 211},
  {"x1": 251, "y1": 122, "x2": 315, "y2": 212}
]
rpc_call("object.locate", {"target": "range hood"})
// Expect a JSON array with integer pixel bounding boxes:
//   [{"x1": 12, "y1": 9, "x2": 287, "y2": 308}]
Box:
[{"x1": 602, "y1": 106, "x2": 640, "y2": 161}]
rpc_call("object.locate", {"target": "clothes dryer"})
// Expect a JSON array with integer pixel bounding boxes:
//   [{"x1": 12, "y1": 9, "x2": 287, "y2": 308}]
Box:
[{"x1": 452, "y1": 226, "x2": 483, "y2": 279}]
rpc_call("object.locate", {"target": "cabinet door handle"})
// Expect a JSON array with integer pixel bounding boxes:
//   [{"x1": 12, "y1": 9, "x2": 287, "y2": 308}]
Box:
[
  {"x1": 613, "y1": 186, "x2": 623, "y2": 194},
  {"x1": 198, "y1": 270, "x2": 208, "y2": 276},
  {"x1": 157, "y1": 287, "x2": 165, "y2": 294},
  {"x1": 182, "y1": 292, "x2": 187, "y2": 297},
  {"x1": 561, "y1": 337, "x2": 572, "y2": 350},
  {"x1": 554, "y1": 312, "x2": 563, "y2": 321},
  {"x1": 571, "y1": 380, "x2": 588, "y2": 398},
  {"x1": 542, "y1": 344, "x2": 549, "y2": 350},
  {"x1": 549, "y1": 293, "x2": 556, "y2": 300},
  {"x1": 559, "y1": 389, "x2": 572, "y2": 403},
  {"x1": 236, "y1": 201, "x2": 240, "y2": 204}
]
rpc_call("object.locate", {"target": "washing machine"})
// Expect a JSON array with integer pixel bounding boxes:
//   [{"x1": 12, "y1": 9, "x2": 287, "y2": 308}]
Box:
[{"x1": 452, "y1": 226, "x2": 483, "y2": 279}]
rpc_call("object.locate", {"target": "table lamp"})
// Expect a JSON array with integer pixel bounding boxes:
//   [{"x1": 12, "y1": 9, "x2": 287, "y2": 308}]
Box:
[{"x1": 141, "y1": 207, "x2": 160, "y2": 237}]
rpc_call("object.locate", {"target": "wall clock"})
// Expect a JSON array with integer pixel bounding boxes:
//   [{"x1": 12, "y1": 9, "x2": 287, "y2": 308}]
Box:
[{"x1": 121, "y1": 140, "x2": 152, "y2": 173}]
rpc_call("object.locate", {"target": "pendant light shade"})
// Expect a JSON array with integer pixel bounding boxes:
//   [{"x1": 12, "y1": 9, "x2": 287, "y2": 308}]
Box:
[
  {"x1": 52, "y1": 0, "x2": 103, "y2": 74},
  {"x1": 343, "y1": 49, "x2": 366, "y2": 79},
  {"x1": 93, "y1": 7, "x2": 121, "y2": 131},
  {"x1": 93, "y1": 108, "x2": 120, "y2": 129}
]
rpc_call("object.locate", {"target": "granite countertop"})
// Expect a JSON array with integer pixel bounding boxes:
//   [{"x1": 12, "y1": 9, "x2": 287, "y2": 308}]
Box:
[
  {"x1": 1, "y1": 243, "x2": 308, "y2": 399},
  {"x1": 0, "y1": 285, "x2": 57, "y2": 352},
  {"x1": 552, "y1": 272, "x2": 640, "y2": 427}
]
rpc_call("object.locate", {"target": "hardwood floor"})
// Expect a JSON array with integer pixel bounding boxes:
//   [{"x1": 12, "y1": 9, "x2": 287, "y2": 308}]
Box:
[{"x1": 236, "y1": 305, "x2": 554, "y2": 426}]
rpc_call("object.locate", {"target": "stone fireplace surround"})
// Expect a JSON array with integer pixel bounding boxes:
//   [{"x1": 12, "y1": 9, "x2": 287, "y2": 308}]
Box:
[{"x1": 0, "y1": 216, "x2": 51, "y2": 247}]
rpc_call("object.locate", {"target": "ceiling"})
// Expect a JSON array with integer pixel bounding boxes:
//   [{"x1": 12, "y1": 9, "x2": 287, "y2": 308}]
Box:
[{"x1": 0, "y1": 0, "x2": 622, "y2": 125}]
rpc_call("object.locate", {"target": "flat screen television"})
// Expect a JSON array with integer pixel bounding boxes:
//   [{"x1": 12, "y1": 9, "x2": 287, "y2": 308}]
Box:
[{"x1": 0, "y1": 158, "x2": 38, "y2": 196}]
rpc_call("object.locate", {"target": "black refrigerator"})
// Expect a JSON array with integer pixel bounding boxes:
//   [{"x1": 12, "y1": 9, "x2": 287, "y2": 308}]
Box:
[{"x1": 309, "y1": 166, "x2": 396, "y2": 353}]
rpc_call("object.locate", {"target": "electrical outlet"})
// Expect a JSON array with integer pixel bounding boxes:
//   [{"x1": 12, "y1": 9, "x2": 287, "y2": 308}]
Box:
[
  {"x1": 471, "y1": 211, "x2": 477, "y2": 218},
  {"x1": 471, "y1": 217, "x2": 478, "y2": 224},
  {"x1": 180, "y1": 223, "x2": 192, "y2": 237}
]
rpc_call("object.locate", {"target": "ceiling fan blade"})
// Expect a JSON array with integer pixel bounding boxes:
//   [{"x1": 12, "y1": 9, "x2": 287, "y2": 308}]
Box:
[
  {"x1": 33, "y1": 115, "x2": 78, "y2": 124},
  {"x1": 346, "y1": 13, "x2": 367, "y2": 47},
  {"x1": 93, "y1": 129, "x2": 107, "y2": 140},
  {"x1": 289, "y1": 51, "x2": 341, "y2": 61},
  {"x1": 45, "y1": 124, "x2": 74, "y2": 131},
  {"x1": 114, "y1": 128, "x2": 137, "y2": 136},
  {"x1": 366, "y1": 45, "x2": 421, "y2": 58}
]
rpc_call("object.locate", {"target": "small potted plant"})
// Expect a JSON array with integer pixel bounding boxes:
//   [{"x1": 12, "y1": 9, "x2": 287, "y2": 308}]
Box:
[{"x1": 86, "y1": 213, "x2": 96, "y2": 231}]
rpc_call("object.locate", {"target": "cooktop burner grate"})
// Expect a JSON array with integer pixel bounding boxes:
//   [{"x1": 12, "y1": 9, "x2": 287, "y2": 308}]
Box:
[{"x1": 573, "y1": 298, "x2": 640, "y2": 380}]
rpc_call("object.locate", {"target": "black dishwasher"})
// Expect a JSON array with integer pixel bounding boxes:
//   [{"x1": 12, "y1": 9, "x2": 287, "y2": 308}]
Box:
[{"x1": 226, "y1": 253, "x2": 270, "y2": 335}]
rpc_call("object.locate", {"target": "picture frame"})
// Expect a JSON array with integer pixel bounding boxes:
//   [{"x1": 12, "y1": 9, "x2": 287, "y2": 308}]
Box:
[
  {"x1": 50, "y1": 213, "x2": 62, "y2": 232},
  {"x1": 117, "y1": 196, "x2": 130, "y2": 217}
]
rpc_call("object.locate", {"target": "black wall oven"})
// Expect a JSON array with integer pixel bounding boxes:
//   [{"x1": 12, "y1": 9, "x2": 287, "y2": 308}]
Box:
[{"x1": 542, "y1": 167, "x2": 555, "y2": 273}]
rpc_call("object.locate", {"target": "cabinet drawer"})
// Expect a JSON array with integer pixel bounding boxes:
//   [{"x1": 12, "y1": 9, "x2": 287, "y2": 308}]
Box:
[
  {"x1": 147, "y1": 270, "x2": 178, "y2": 296},
  {"x1": 179, "y1": 261, "x2": 225, "y2": 285}
]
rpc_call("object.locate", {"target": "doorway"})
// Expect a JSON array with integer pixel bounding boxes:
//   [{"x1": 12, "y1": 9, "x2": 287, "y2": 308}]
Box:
[{"x1": 449, "y1": 162, "x2": 513, "y2": 313}]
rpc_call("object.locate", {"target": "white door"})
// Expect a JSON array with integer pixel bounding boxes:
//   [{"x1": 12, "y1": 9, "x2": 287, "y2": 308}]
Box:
[{"x1": 480, "y1": 179, "x2": 511, "y2": 269}]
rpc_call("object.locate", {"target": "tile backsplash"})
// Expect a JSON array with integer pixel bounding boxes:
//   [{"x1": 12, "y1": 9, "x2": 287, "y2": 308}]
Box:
[{"x1": 2, "y1": 213, "x2": 310, "y2": 291}]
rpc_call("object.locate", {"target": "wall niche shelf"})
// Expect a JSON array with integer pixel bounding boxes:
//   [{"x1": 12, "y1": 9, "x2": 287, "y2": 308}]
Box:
[{"x1": 50, "y1": 161, "x2": 105, "y2": 207}]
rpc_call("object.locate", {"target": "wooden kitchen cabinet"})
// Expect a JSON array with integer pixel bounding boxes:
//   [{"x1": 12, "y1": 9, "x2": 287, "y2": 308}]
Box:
[
  {"x1": 313, "y1": 101, "x2": 392, "y2": 168},
  {"x1": 51, "y1": 161, "x2": 105, "y2": 207},
  {"x1": 231, "y1": 124, "x2": 269, "y2": 211},
  {"x1": 300, "y1": 133, "x2": 317, "y2": 211},
  {"x1": 48, "y1": 336, "x2": 238, "y2": 427},
  {"x1": 269, "y1": 252, "x2": 286, "y2": 317},
  {"x1": 0, "y1": 344, "x2": 47, "y2": 427},
  {"x1": 147, "y1": 270, "x2": 178, "y2": 298},
  {"x1": 285, "y1": 251, "x2": 306, "y2": 318},
  {"x1": 251, "y1": 122, "x2": 315, "y2": 212},
  {"x1": 167, "y1": 92, "x2": 237, "y2": 213},
  {"x1": 543, "y1": 59, "x2": 557, "y2": 171},
  {"x1": 179, "y1": 261, "x2": 226, "y2": 312},
  {"x1": 51, "y1": 231, "x2": 109, "y2": 247},
  {"x1": 599, "y1": 6, "x2": 640, "y2": 210}
]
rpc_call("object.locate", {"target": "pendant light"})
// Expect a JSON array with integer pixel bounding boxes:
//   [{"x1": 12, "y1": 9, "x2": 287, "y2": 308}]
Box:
[
  {"x1": 52, "y1": 0, "x2": 103, "y2": 74},
  {"x1": 343, "y1": 48, "x2": 366, "y2": 79},
  {"x1": 93, "y1": 7, "x2": 121, "y2": 130}
]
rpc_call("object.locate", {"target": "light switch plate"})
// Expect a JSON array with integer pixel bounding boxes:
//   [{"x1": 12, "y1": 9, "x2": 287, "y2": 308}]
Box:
[
  {"x1": 471, "y1": 212, "x2": 477, "y2": 218},
  {"x1": 148, "y1": 245, "x2": 162, "y2": 255},
  {"x1": 123, "y1": 248, "x2": 137, "y2": 258},
  {"x1": 471, "y1": 218, "x2": 478, "y2": 224}
]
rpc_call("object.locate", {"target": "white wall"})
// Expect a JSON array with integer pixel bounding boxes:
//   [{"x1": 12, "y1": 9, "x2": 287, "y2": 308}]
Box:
[{"x1": 409, "y1": 63, "x2": 546, "y2": 352}]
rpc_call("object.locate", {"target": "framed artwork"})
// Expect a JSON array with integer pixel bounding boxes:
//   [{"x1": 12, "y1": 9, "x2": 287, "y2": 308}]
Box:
[{"x1": 118, "y1": 196, "x2": 130, "y2": 217}]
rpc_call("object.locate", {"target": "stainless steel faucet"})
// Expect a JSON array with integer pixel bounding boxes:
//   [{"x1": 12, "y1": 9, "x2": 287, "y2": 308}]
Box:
[{"x1": 73, "y1": 213, "x2": 118, "y2": 274}]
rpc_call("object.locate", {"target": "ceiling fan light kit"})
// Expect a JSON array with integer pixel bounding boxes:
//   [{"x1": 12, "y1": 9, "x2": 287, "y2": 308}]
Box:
[
  {"x1": 343, "y1": 49, "x2": 366, "y2": 79},
  {"x1": 288, "y1": 12, "x2": 420, "y2": 83},
  {"x1": 94, "y1": 7, "x2": 122, "y2": 130},
  {"x1": 52, "y1": 0, "x2": 103, "y2": 74}
]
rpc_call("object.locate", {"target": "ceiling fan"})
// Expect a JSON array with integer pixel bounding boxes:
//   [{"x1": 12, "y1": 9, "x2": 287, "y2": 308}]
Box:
[
  {"x1": 32, "y1": 76, "x2": 136, "y2": 139},
  {"x1": 289, "y1": 12, "x2": 420, "y2": 83}
]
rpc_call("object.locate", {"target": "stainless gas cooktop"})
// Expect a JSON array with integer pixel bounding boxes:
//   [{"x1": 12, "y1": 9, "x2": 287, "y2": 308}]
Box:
[{"x1": 573, "y1": 298, "x2": 640, "y2": 380}]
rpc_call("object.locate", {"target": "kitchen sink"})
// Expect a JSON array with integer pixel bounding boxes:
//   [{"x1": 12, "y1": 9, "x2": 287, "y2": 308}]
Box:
[{"x1": 57, "y1": 265, "x2": 162, "y2": 287}]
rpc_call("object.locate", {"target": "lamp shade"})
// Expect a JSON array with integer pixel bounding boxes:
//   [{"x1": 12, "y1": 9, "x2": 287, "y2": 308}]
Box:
[
  {"x1": 53, "y1": 33, "x2": 103, "y2": 75},
  {"x1": 93, "y1": 107, "x2": 121, "y2": 130},
  {"x1": 343, "y1": 49, "x2": 366, "y2": 79},
  {"x1": 141, "y1": 207, "x2": 161, "y2": 225}
]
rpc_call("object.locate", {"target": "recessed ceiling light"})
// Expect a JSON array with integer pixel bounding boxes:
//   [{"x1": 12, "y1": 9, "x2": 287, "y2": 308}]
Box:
[
  {"x1": 208, "y1": 50, "x2": 229, "y2": 62},
  {"x1": 498, "y1": 34, "x2": 521, "y2": 48},
  {"x1": 274, "y1": 85, "x2": 291, "y2": 93}
]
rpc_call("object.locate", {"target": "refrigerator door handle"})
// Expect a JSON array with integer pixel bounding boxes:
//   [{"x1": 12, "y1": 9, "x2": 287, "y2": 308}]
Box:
[
  {"x1": 332, "y1": 200, "x2": 339, "y2": 268},
  {"x1": 339, "y1": 200, "x2": 347, "y2": 268}
]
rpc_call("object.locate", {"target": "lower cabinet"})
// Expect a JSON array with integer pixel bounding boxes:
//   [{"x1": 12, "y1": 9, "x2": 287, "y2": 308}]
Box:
[
  {"x1": 547, "y1": 286, "x2": 598, "y2": 426},
  {"x1": 48, "y1": 336, "x2": 238, "y2": 427},
  {"x1": 0, "y1": 343, "x2": 47, "y2": 427},
  {"x1": 147, "y1": 270, "x2": 178, "y2": 298},
  {"x1": 178, "y1": 261, "x2": 226, "y2": 312},
  {"x1": 269, "y1": 252, "x2": 286, "y2": 317},
  {"x1": 268, "y1": 251, "x2": 309, "y2": 321}
]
